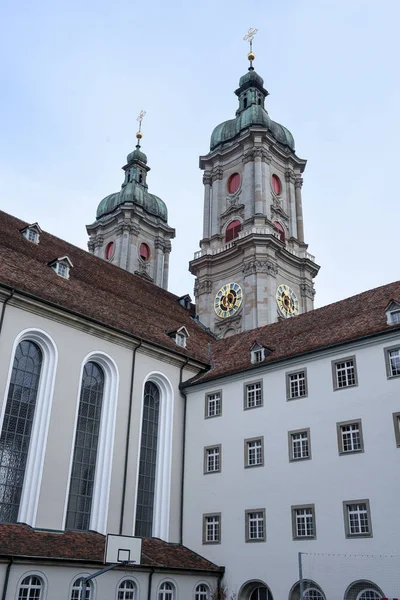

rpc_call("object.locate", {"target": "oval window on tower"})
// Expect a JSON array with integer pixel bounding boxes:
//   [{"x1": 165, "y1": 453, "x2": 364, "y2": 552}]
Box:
[
  {"x1": 271, "y1": 174, "x2": 282, "y2": 195},
  {"x1": 227, "y1": 173, "x2": 241, "y2": 195},
  {"x1": 139, "y1": 242, "x2": 150, "y2": 261},
  {"x1": 105, "y1": 241, "x2": 115, "y2": 260}
]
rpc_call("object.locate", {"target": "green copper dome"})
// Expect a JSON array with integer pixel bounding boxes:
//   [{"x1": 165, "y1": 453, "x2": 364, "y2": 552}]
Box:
[
  {"x1": 96, "y1": 183, "x2": 167, "y2": 221},
  {"x1": 210, "y1": 69, "x2": 295, "y2": 152},
  {"x1": 127, "y1": 147, "x2": 148, "y2": 164}
]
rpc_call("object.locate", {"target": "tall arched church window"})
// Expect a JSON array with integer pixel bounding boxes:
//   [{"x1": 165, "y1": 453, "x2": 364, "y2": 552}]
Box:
[
  {"x1": 0, "y1": 341, "x2": 42, "y2": 523},
  {"x1": 18, "y1": 575, "x2": 44, "y2": 600},
  {"x1": 66, "y1": 362, "x2": 104, "y2": 530},
  {"x1": 225, "y1": 220, "x2": 241, "y2": 243},
  {"x1": 135, "y1": 381, "x2": 160, "y2": 537},
  {"x1": 273, "y1": 221, "x2": 285, "y2": 243}
]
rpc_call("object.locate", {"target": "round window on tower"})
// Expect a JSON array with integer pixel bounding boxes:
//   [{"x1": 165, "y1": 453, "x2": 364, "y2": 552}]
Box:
[
  {"x1": 227, "y1": 173, "x2": 241, "y2": 195},
  {"x1": 271, "y1": 174, "x2": 282, "y2": 195},
  {"x1": 139, "y1": 242, "x2": 150, "y2": 261},
  {"x1": 105, "y1": 241, "x2": 115, "y2": 260}
]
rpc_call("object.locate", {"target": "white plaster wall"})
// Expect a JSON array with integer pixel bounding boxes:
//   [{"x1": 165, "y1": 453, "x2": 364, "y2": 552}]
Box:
[{"x1": 183, "y1": 334, "x2": 400, "y2": 599}]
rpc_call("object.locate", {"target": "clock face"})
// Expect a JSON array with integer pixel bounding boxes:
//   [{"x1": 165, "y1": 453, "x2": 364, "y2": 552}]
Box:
[
  {"x1": 276, "y1": 284, "x2": 300, "y2": 318},
  {"x1": 214, "y1": 282, "x2": 243, "y2": 319}
]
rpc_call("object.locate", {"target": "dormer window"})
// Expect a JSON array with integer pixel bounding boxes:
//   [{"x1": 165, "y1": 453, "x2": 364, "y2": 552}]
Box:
[
  {"x1": 20, "y1": 223, "x2": 42, "y2": 244},
  {"x1": 250, "y1": 342, "x2": 270, "y2": 364},
  {"x1": 178, "y1": 294, "x2": 192, "y2": 310},
  {"x1": 385, "y1": 301, "x2": 400, "y2": 325},
  {"x1": 49, "y1": 256, "x2": 73, "y2": 279},
  {"x1": 168, "y1": 326, "x2": 189, "y2": 349}
]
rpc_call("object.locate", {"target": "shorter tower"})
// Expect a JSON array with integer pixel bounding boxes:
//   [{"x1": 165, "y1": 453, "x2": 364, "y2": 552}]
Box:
[
  {"x1": 87, "y1": 117, "x2": 175, "y2": 289},
  {"x1": 189, "y1": 31, "x2": 320, "y2": 336}
]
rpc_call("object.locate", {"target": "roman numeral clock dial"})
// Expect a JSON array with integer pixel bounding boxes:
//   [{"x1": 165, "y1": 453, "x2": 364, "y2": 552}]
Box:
[
  {"x1": 276, "y1": 284, "x2": 300, "y2": 318},
  {"x1": 214, "y1": 282, "x2": 243, "y2": 319}
]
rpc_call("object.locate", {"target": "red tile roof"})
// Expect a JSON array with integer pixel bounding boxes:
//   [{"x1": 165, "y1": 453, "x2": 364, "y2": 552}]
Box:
[
  {"x1": 0, "y1": 211, "x2": 213, "y2": 365},
  {"x1": 0, "y1": 524, "x2": 223, "y2": 572},
  {"x1": 187, "y1": 279, "x2": 400, "y2": 385}
]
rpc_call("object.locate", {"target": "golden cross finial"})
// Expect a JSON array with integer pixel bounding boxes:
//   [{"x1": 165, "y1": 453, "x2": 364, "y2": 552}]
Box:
[
  {"x1": 243, "y1": 27, "x2": 258, "y2": 44},
  {"x1": 243, "y1": 28, "x2": 258, "y2": 68},
  {"x1": 136, "y1": 109, "x2": 146, "y2": 132}
]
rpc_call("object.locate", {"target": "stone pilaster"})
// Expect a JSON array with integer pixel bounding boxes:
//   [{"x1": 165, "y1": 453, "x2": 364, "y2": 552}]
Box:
[
  {"x1": 203, "y1": 172, "x2": 212, "y2": 239},
  {"x1": 295, "y1": 175, "x2": 305, "y2": 243}
]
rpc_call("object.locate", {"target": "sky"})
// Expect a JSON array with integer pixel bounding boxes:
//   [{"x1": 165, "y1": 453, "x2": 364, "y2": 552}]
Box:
[{"x1": 1, "y1": 0, "x2": 399, "y2": 309}]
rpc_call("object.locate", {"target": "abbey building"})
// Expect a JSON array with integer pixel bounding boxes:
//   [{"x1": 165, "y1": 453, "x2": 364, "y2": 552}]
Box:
[{"x1": 0, "y1": 42, "x2": 399, "y2": 600}]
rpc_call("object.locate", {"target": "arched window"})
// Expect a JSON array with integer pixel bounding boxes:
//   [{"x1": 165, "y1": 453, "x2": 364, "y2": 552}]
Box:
[
  {"x1": 18, "y1": 575, "x2": 43, "y2": 600},
  {"x1": 225, "y1": 220, "x2": 241, "y2": 243},
  {"x1": 139, "y1": 243, "x2": 150, "y2": 262},
  {"x1": 105, "y1": 241, "x2": 115, "y2": 260},
  {"x1": 135, "y1": 381, "x2": 160, "y2": 537},
  {"x1": 158, "y1": 582, "x2": 175, "y2": 600},
  {"x1": 345, "y1": 581, "x2": 384, "y2": 600},
  {"x1": 271, "y1": 174, "x2": 282, "y2": 195},
  {"x1": 118, "y1": 579, "x2": 137, "y2": 599},
  {"x1": 66, "y1": 362, "x2": 104, "y2": 530},
  {"x1": 70, "y1": 577, "x2": 92, "y2": 600},
  {"x1": 304, "y1": 590, "x2": 325, "y2": 600},
  {"x1": 357, "y1": 592, "x2": 381, "y2": 600},
  {"x1": 195, "y1": 583, "x2": 210, "y2": 600},
  {"x1": 250, "y1": 587, "x2": 273, "y2": 600},
  {"x1": 243, "y1": 94, "x2": 248, "y2": 109},
  {"x1": 0, "y1": 341, "x2": 42, "y2": 523},
  {"x1": 289, "y1": 580, "x2": 326, "y2": 600},
  {"x1": 273, "y1": 221, "x2": 285, "y2": 243}
]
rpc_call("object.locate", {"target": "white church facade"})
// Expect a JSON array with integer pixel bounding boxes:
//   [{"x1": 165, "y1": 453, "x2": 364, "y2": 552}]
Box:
[{"x1": 0, "y1": 38, "x2": 399, "y2": 600}]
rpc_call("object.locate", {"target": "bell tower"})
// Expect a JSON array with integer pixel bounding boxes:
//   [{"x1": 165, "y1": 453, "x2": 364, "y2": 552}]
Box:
[
  {"x1": 87, "y1": 111, "x2": 175, "y2": 289},
  {"x1": 189, "y1": 30, "x2": 320, "y2": 337}
]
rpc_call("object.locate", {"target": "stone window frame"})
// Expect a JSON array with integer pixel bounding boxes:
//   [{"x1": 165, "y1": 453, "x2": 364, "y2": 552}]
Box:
[
  {"x1": 203, "y1": 444, "x2": 222, "y2": 475},
  {"x1": 331, "y1": 355, "x2": 358, "y2": 390},
  {"x1": 204, "y1": 390, "x2": 222, "y2": 419},
  {"x1": 343, "y1": 499, "x2": 373, "y2": 538},
  {"x1": 243, "y1": 379, "x2": 264, "y2": 410},
  {"x1": 245, "y1": 508, "x2": 266, "y2": 543},
  {"x1": 383, "y1": 344, "x2": 400, "y2": 379},
  {"x1": 202, "y1": 512, "x2": 221, "y2": 545},
  {"x1": 288, "y1": 428, "x2": 312, "y2": 462},
  {"x1": 393, "y1": 412, "x2": 400, "y2": 447},
  {"x1": 286, "y1": 368, "x2": 308, "y2": 401},
  {"x1": 336, "y1": 419, "x2": 364, "y2": 455},
  {"x1": 291, "y1": 503, "x2": 316, "y2": 540},
  {"x1": 244, "y1": 436, "x2": 264, "y2": 468}
]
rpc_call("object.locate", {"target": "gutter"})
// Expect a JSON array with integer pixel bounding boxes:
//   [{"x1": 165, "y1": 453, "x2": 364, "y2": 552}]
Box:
[
  {"x1": 179, "y1": 357, "x2": 189, "y2": 544},
  {"x1": 119, "y1": 340, "x2": 142, "y2": 534},
  {"x1": 1, "y1": 557, "x2": 13, "y2": 600},
  {"x1": 147, "y1": 568, "x2": 154, "y2": 600},
  {"x1": 0, "y1": 289, "x2": 14, "y2": 338}
]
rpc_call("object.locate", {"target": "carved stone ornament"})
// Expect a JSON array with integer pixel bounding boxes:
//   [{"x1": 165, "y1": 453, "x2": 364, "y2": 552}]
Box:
[
  {"x1": 215, "y1": 313, "x2": 242, "y2": 338},
  {"x1": 87, "y1": 240, "x2": 95, "y2": 252},
  {"x1": 130, "y1": 222, "x2": 140, "y2": 236},
  {"x1": 242, "y1": 148, "x2": 271, "y2": 164},
  {"x1": 94, "y1": 236, "x2": 104, "y2": 248},
  {"x1": 203, "y1": 172, "x2": 212, "y2": 186},
  {"x1": 243, "y1": 260, "x2": 278, "y2": 276},
  {"x1": 295, "y1": 176, "x2": 303, "y2": 189},
  {"x1": 221, "y1": 203, "x2": 245, "y2": 221},
  {"x1": 285, "y1": 169, "x2": 295, "y2": 183},
  {"x1": 154, "y1": 237, "x2": 165, "y2": 250},
  {"x1": 116, "y1": 223, "x2": 131, "y2": 236},
  {"x1": 164, "y1": 240, "x2": 172, "y2": 253},
  {"x1": 194, "y1": 279, "x2": 212, "y2": 297},
  {"x1": 211, "y1": 167, "x2": 224, "y2": 182},
  {"x1": 300, "y1": 281, "x2": 316, "y2": 299}
]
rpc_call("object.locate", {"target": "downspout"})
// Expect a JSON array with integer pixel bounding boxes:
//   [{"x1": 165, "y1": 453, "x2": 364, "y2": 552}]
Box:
[
  {"x1": 0, "y1": 289, "x2": 14, "y2": 338},
  {"x1": 119, "y1": 340, "x2": 142, "y2": 534},
  {"x1": 1, "y1": 557, "x2": 13, "y2": 600},
  {"x1": 217, "y1": 571, "x2": 223, "y2": 599},
  {"x1": 179, "y1": 357, "x2": 189, "y2": 544},
  {"x1": 147, "y1": 568, "x2": 155, "y2": 600}
]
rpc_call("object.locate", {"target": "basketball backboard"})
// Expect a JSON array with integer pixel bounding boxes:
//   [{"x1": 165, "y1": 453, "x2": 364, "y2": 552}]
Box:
[{"x1": 105, "y1": 534, "x2": 142, "y2": 565}]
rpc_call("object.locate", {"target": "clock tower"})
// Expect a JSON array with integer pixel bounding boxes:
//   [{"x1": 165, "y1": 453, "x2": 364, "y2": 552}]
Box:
[{"x1": 189, "y1": 31, "x2": 320, "y2": 337}]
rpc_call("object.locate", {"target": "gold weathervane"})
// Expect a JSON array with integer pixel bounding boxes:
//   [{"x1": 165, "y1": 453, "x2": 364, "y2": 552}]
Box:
[
  {"x1": 136, "y1": 109, "x2": 146, "y2": 140},
  {"x1": 243, "y1": 27, "x2": 258, "y2": 67}
]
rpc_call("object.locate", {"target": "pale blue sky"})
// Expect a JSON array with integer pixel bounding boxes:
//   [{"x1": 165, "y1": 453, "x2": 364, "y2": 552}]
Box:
[{"x1": 1, "y1": 0, "x2": 399, "y2": 307}]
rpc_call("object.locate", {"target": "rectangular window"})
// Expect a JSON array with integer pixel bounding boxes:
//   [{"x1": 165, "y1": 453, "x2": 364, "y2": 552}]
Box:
[
  {"x1": 390, "y1": 310, "x2": 400, "y2": 324},
  {"x1": 384, "y1": 346, "x2": 400, "y2": 378},
  {"x1": 204, "y1": 445, "x2": 221, "y2": 474},
  {"x1": 251, "y1": 349, "x2": 265, "y2": 363},
  {"x1": 286, "y1": 370, "x2": 307, "y2": 400},
  {"x1": 292, "y1": 505, "x2": 316, "y2": 539},
  {"x1": 332, "y1": 356, "x2": 357, "y2": 389},
  {"x1": 203, "y1": 513, "x2": 221, "y2": 544},
  {"x1": 244, "y1": 381, "x2": 263, "y2": 409},
  {"x1": 337, "y1": 420, "x2": 364, "y2": 454},
  {"x1": 245, "y1": 509, "x2": 266, "y2": 542},
  {"x1": 288, "y1": 429, "x2": 311, "y2": 461},
  {"x1": 343, "y1": 500, "x2": 372, "y2": 537},
  {"x1": 392, "y1": 412, "x2": 400, "y2": 447},
  {"x1": 244, "y1": 437, "x2": 264, "y2": 468},
  {"x1": 205, "y1": 391, "x2": 222, "y2": 418}
]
